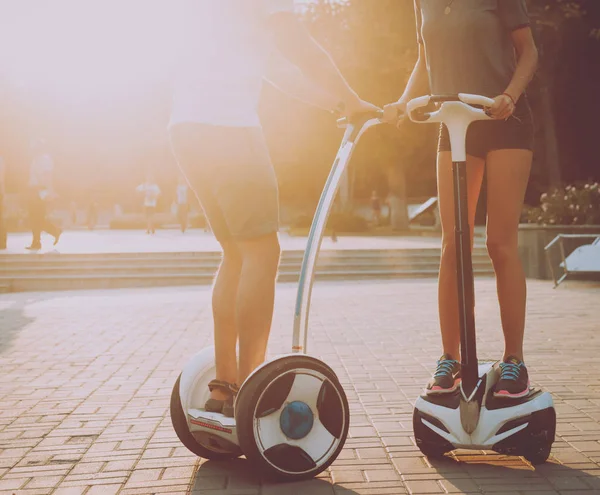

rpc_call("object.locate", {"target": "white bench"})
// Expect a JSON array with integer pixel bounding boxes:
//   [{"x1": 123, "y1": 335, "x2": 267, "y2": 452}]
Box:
[
  {"x1": 544, "y1": 234, "x2": 600, "y2": 287},
  {"x1": 408, "y1": 197, "x2": 440, "y2": 228}
]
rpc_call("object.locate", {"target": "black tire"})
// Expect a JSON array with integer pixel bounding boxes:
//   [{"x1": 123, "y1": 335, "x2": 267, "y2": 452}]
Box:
[
  {"x1": 413, "y1": 409, "x2": 453, "y2": 459},
  {"x1": 235, "y1": 356, "x2": 349, "y2": 481},
  {"x1": 170, "y1": 374, "x2": 241, "y2": 461},
  {"x1": 524, "y1": 443, "x2": 552, "y2": 465},
  {"x1": 416, "y1": 440, "x2": 450, "y2": 459}
]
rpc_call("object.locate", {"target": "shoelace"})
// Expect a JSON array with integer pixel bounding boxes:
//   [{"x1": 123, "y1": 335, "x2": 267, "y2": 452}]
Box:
[
  {"x1": 433, "y1": 359, "x2": 458, "y2": 378},
  {"x1": 499, "y1": 362, "x2": 521, "y2": 381}
]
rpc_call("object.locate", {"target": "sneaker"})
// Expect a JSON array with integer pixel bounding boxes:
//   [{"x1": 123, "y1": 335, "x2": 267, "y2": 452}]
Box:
[
  {"x1": 426, "y1": 354, "x2": 461, "y2": 395},
  {"x1": 494, "y1": 356, "x2": 530, "y2": 398}
]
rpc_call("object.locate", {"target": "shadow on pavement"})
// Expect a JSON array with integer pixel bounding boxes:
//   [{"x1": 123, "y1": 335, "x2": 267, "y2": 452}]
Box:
[
  {"x1": 190, "y1": 458, "x2": 361, "y2": 494},
  {"x1": 0, "y1": 299, "x2": 35, "y2": 355},
  {"x1": 428, "y1": 454, "x2": 599, "y2": 493}
]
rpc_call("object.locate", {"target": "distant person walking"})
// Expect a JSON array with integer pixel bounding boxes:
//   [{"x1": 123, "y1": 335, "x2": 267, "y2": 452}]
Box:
[
  {"x1": 25, "y1": 140, "x2": 61, "y2": 250},
  {"x1": 176, "y1": 179, "x2": 189, "y2": 233},
  {"x1": 70, "y1": 201, "x2": 78, "y2": 226},
  {"x1": 136, "y1": 176, "x2": 161, "y2": 234},
  {"x1": 0, "y1": 157, "x2": 6, "y2": 249},
  {"x1": 371, "y1": 190, "x2": 382, "y2": 226},
  {"x1": 87, "y1": 200, "x2": 98, "y2": 230}
]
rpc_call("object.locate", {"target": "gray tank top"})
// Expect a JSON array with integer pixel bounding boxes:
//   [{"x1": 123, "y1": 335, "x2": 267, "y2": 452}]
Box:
[{"x1": 415, "y1": 0, "x2": 530, "y2": 97}]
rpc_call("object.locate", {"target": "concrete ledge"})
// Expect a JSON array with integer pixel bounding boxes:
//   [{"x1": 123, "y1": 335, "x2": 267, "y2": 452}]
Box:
[{"x1": 518, "y1": 224, "x2": 600, "y2": 280}]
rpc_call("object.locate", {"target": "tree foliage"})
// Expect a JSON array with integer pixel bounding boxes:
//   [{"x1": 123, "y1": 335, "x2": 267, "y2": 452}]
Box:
[{"x1": 286, "y1": 0, "x2": 600, "y2": 208}]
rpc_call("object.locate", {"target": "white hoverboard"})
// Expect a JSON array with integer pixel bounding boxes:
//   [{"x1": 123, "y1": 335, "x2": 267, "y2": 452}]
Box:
[
  {"x1": 407, "y1": 94, "x2": 556, "y2": 464},
  {"x1": 170, "y1": 110, "x2": 383, "y2": 481}
]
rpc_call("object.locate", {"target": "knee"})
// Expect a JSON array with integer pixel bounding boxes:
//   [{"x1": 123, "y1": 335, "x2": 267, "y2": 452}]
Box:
[
  {"x1": 440, "y1": 237, "x2": 457, "y2": 262},
  {"x1": 261, "y1": 235, "x2": 281, "y2": 268},
  {"x1": 486, "y1": 236, "x2": 518, "y2": 266},
  {"x1": 222, "y1": 243, "x2": 243, "y2": 269},
  {"x1": 241, "y1": 234, "x2": 281, "y2": 271}
]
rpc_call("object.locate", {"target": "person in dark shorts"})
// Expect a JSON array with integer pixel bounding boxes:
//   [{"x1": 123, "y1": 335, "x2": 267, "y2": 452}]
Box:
[
  {"x1": 371, "y1": 190, "x2": 382, "y2": 226},
  {"x1": 25, "y1": 140, "x2": 62, "y2": 250},
  {"x1": 384, "y1": 0, "x2": 539, "y2": 398},
  {"x1": 169, "y1": 0, "x2": 379, "y2": 416},
  {"x1": 0, "y1": 158, "x2": 6, "y2": 250}
]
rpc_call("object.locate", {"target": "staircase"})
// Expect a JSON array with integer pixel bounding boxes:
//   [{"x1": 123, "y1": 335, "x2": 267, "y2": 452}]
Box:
[{"x1": 0, "y1": 247, "x2": 494, "y2": 293}]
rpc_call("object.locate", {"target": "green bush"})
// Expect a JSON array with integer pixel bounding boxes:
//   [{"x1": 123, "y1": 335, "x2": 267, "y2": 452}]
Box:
[{"x1": 523, "y1": 182, "x2": 600, "y2": 226}]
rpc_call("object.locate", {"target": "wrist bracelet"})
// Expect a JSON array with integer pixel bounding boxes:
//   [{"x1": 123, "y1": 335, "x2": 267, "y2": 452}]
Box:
[{"x1": 502, "y1": 92, "x2": 517, "y2": 106}]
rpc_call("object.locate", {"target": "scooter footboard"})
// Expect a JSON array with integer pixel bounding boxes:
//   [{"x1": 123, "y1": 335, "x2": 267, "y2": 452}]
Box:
[{"x1": 292, "y1": 115, "x2": 381, "y2": 353}]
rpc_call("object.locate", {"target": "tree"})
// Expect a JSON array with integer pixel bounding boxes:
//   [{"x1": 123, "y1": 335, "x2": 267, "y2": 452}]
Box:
[
  {"x1": 301, "y1": 0, "x2": 433, "y2": 227},
  {"x1": 526, "y1": 0, "x2": 599, "y2": 189}
]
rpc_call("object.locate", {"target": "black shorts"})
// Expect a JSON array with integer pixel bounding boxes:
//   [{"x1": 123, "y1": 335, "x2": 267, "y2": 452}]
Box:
[{"x1": 438, "y1": 98, "x2": 534, "y2": 159}]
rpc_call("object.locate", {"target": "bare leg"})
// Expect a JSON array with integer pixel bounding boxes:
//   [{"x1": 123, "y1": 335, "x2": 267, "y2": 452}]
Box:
[
  {"x1": 437, "y1": 152, "x2": 485, "y2": 360},
  {"x1": 485, "y1": 150, "x2": 532, "y2": 362},
  {"x1": 210, "y1": 242, "x2": 243, "y2": 401},
  {"x1": 236, "y1": 233, "x2": 281, "y2": 384}
]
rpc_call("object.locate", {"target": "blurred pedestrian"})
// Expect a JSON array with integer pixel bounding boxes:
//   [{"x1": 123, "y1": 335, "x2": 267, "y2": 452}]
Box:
[
  {"x1": 136, "y1": 175, "x2": 161, "y2": 235},
  {"x1": 25, "y1": 139, "x2": 61, "y2": 250}
]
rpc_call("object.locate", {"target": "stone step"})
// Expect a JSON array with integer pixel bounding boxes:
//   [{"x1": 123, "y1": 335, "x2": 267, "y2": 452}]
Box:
[
  {"x1": 0, "y1": 248, "x2": 490, "y2": 266},
  {"x1": 0, "y1": 246, "x2": 489, "y2": 261},
  {"x1": 1, "y1": 267, "x2": 496, "y2": 292},
  {"x1": 1, "y1": 257, "x2": 493, "y2": 276}
]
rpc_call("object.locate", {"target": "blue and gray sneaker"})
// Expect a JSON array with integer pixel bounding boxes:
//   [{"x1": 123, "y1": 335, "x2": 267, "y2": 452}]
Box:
[
  {"x1": 494, "y1": 356, "x2": 530, "y2": 398},
  {"x1": 426, "y1": 354, "x2": 461, "y2": 395}
]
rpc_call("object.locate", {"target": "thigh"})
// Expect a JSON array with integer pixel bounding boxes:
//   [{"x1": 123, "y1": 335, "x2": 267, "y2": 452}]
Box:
[
  {"x1": 486, "y1": 149, "x2": 532, "y2": 243},
  {"x1": 170, "y1": 124, "x2": 234, "y2": 243},
  {"x1": 170, "y1": 124, "x2": 279, "y2": 243},
  {"x1": 437, "y1": 151, "x2": 485, "y2": 240},
  {"x1": 214, "y1": 127, "x2": 279, "y2": 241}
]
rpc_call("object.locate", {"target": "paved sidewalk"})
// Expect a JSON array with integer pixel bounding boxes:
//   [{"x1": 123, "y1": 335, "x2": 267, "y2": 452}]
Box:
[
  {"x1": 0, "y1": 279, "x2": 599, "y2": 494},
  {"x1": 3, "y1": 230, "x2": 478, "y2": 255}
]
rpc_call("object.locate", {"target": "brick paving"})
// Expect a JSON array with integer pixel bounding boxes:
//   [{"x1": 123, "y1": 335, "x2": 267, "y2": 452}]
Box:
[{"x1": 0, "y1": 278, "x2": 599, "y2": 494}]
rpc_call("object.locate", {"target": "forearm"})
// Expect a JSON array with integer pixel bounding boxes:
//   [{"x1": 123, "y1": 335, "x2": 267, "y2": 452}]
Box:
[
  {"x1": 270, "y1": 15, "x2": 359, "y2": 106},
  {"x1": 265, "y1": 57, "x2": 339, "y2": 111},
  {"x1": 504, "y1": 46, "x2": 538, "y2": 103},
  {"x1": 290, "y1": 39, "x2": 358, "y2": 105},
  {"x1": 399, "y1": 53, "x2": 429, "y2": 102}
]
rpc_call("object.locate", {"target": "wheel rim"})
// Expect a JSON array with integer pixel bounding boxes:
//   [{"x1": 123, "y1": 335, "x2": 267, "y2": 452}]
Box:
[{"x1": 251, "y1": 368, "x2": 347, "y2": 475}]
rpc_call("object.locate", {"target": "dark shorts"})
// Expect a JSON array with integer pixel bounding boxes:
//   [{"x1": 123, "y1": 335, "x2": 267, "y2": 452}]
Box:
[
  {"x1": 169, "y1": 123, "x2": 279, "y2": 243},
  {"x1": 438, "y1": 98, "x2": 534, "y2": 159}
]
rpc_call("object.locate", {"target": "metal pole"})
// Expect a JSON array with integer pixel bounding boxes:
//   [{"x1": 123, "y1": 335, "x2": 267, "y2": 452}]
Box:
[{"x1": 453, "y1": 161, "x2": 477, "y2": 396}]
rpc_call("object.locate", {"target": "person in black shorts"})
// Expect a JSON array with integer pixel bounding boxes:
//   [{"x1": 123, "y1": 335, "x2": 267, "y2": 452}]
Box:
[
  {"x1": 169, "y1": 0, "x2": 378, "y2": 416},
  {"x1": 384, "y1": 0, "x2": 539, "y2": 399}
]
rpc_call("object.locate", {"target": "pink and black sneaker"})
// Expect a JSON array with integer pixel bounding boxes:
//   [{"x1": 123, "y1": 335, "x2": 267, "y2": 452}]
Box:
[
  {"x1": 494, "y1": 356, "x2": 530, "y2": 398},
  {"x1": 426, "y1": 354, "x2": 461, "y2": 395}
]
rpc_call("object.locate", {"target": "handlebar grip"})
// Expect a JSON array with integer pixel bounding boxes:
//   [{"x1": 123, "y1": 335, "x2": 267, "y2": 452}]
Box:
[
  {"x1": 406, "y1": 95, "x2": 431, "y2": 116},
  {"x1": 458, "y1": 93, "x2": 495, "y2": 108}
]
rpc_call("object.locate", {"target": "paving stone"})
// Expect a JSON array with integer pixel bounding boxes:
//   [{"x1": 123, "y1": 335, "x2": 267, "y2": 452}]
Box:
[
  {"x1": 404, "y1": 480, "x2": 445, "y2": 494},
  {"x1": 51, "y1": 487, "x2": 88, "y2": 495},
  {"x1": 0, "y1": 280, "x2": 599, "y2": 494}
]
